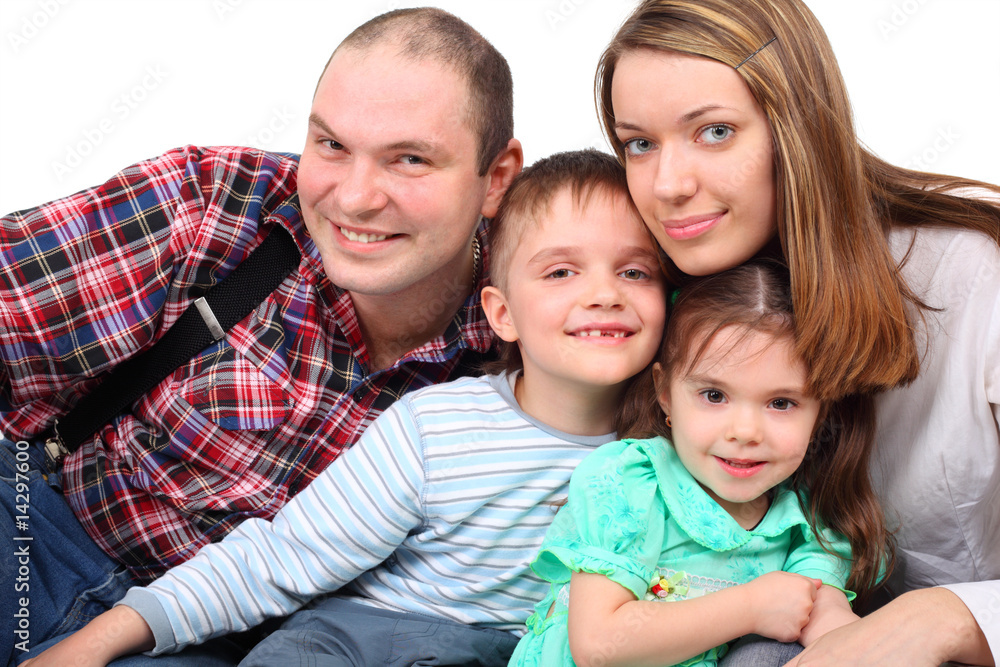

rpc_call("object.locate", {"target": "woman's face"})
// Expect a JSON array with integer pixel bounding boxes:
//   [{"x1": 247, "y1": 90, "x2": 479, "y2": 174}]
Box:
[{"x1": 611, "y1": 49, "x2": 777, "y2": 276}]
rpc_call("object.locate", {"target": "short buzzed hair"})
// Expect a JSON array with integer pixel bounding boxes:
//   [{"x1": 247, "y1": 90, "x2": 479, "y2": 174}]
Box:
[{"x1": 326, "y1": 7, "x2": 513, "y2": 176}]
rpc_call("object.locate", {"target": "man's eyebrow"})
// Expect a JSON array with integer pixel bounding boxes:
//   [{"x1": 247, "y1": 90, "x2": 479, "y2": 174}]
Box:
[
  {"x1": 308, "y1": 113, "x2": 335, "y2": 136},
  {"x1": 384, "y1": 139, "x2": 437, "y2": 155}
]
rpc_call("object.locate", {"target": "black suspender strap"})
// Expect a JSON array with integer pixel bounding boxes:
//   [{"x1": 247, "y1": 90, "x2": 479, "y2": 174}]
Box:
[{"x1": 46, "y1": 225, "x2": 301, "y2": 462}]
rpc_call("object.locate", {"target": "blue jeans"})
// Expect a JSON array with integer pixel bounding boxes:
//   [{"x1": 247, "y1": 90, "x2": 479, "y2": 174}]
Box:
[
  {"x1": 720, "y1": 635, "x2": 804, "y2": 666},
  {"x1": 1, "y1": 437, "x2": 243, "y2": 665},
  {"x1": 240, "y1": 597, "x2": 520, "y2": 666}
]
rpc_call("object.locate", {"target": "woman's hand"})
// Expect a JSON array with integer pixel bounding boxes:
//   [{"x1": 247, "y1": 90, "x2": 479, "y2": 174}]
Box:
[
  {"x1": 784, "y1": 587, "x2": 994, "y2": 667},
  {"x1": 19, "y1": 605, "x2": 155, "y2": 667}
]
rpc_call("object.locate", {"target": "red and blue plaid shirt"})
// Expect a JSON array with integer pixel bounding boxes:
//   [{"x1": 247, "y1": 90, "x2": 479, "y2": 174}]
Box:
[{"x1": 0, "y1": 145, "x2": 494, "y2": 581}]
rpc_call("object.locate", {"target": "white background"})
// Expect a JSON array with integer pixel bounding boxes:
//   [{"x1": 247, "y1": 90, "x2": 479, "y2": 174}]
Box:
[{"x1": 1, "y1": 0, "x2": 998, "y2": 214}]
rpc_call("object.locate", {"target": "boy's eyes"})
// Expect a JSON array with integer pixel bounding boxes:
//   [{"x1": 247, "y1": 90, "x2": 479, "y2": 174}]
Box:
[
  {"x1": 619, "y1": 268, "x2": 649, "y2": 280},
  {"x1": 546, "y1": 268, "x2": 576, "y2": 279}
]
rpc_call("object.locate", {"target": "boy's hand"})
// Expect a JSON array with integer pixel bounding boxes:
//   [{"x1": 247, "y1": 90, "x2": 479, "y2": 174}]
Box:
[
  {"x1": 19, "y1": 605, "x2": 155, "y2": 667},
  {"x1": 745, "y1": 571, "x2": 822, "y2": 643}
]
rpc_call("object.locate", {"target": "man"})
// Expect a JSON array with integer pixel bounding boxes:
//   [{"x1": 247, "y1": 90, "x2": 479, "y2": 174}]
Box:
[{"x1": 0, "y1": 7, "x2": 522, "y2": 663}]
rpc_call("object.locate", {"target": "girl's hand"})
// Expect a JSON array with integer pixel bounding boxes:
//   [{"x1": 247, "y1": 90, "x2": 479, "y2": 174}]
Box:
[
  {"x1": 796, "y1": 584, "x2": 858, "y2": 648},
  {"x1": 745, "y1": 571, "x2": 822, "y2": 643}
]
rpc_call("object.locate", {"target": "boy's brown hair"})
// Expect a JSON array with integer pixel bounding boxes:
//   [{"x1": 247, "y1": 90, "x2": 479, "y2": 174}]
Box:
[{"x1": 486, "y1": 149, "x2": 645, "y2": 374}]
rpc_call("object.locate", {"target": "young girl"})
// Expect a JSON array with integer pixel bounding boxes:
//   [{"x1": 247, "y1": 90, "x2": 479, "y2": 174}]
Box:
[{"x1": 509, "y1": 260, "x2": 893, "y2": 667}]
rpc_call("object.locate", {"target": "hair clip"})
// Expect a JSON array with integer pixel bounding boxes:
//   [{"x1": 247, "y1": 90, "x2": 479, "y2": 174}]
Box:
[{"x1": 735, "y1": 36, "x2": 777, "y2": 70}]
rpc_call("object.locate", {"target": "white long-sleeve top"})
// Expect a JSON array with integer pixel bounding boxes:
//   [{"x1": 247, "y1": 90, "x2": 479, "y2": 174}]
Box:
[
  {"x1": 118, "y1": 372, "x2": 613, "y2": 654},
  {"x1": 875, "y1": 225, "x2": 1000, "y2": 658}
]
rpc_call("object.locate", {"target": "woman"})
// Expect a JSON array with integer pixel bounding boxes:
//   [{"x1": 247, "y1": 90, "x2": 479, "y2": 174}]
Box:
[{"x1": 595, "y1": 1, "x2": 1000, "y2": 665}]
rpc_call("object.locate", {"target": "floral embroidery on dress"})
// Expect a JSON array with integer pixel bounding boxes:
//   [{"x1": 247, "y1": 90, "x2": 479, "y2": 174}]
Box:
[
  {"x1": 644, "y1": 570, "x2": 690, "y2": 601},
  {"x1": 643, "y1": 568, "x2": 740, "y2": 602}
]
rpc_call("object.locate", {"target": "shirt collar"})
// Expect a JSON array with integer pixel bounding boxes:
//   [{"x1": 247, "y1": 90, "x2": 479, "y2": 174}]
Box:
[{"x1": 642, "y1": 436, "x2": 814, "y2": 552}]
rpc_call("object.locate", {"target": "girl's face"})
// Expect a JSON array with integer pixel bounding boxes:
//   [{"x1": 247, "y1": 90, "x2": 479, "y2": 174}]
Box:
[
  {"x1": 611, "y1": 49, "x2": 777, "y2": 277},
  {"x1": 656, "y1": 327, "x2": 821, "y2": 527}
]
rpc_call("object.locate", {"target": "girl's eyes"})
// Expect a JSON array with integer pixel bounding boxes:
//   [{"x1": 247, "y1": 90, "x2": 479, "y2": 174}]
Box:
[
  {"x1": 699, "y1": 124, "x2": 734, "y2": 145},
  {"x1": 770, "y1": 398, "x2": 797, "y2": 411},
  {"x1": 622, "y1": 137, "x2": 655, "y2": 157},
  {"x1": 700, "y1": 389, "x2": 726, "y2": 404}
]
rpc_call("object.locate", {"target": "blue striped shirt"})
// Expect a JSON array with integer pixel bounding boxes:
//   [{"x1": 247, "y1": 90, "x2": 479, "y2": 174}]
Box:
[{"x1": 121, "y1": 372, "x2": 614, "y2": 653}]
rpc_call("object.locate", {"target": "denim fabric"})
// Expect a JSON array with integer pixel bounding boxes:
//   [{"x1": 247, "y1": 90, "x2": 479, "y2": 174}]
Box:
[
  {"x1": 240, "y1": 597, "x2": 520, "y2": 667},
  {"x1": 1, "y1": 437, "x2": 135, "y2": 666},
  {"x1": 720, "y1": 634, "x2": 804, "y2": 666}
]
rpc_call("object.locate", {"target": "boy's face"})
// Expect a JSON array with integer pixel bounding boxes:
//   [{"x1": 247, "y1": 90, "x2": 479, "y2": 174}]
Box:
[{"x1": 485, "y1": 187, "x2": 666, "y2": 397}]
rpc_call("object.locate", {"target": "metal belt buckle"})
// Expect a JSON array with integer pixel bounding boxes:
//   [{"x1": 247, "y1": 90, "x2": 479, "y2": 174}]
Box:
[{"x1": 43, "y1": 419, "x2": 70, "y2": 472}]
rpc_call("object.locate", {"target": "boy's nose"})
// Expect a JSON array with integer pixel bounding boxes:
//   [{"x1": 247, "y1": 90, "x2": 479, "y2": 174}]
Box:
[{"x1": 586, "y1": 272, "x2": 624, "y2": 309}]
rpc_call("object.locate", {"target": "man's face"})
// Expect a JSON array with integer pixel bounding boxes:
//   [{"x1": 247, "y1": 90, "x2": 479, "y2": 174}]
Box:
[{"x1": 297, "y1": 44, "x2": 493, "y2": 299}]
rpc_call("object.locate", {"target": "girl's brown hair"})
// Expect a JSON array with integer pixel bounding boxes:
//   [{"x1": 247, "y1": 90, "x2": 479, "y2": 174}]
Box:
[
  {"x1": 596, "y1": 0, "x2": 1000, "y2": 400},
  {"x1": 620, "y1": 260, "x2": 894, "y2": 604}
]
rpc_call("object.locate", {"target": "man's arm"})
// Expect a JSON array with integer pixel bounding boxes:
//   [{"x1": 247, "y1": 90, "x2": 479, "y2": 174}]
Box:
[{"x1": 785, "y1": 587, "x2": 994, "y2": 667}]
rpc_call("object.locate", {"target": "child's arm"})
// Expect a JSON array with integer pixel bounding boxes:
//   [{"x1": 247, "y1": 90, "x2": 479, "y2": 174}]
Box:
[
  {"x1": 796, "y1": 584, "x2": 859, "y2": 647},
  {"x1": 567, "y1": 570, "x2": 823, "y2": 667},
  {"x1": 20, "y1": 606, "x2": 154, "y2": 667}
]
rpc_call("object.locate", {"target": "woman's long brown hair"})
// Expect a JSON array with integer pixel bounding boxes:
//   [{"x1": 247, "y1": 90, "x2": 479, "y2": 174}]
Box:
[
  {"x1": 619, "y1": 261, "x2": 894, "y2": 605},
  {"x1": 596, "y1": 0, "x2": 1000, "y2": 401}
]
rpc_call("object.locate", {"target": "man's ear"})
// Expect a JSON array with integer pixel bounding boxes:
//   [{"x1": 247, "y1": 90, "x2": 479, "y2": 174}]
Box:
[
  {"x1": 481, "y1": 285, "x2": 519, "y2": 343},
  {"x1": 480, "y1": 138, "x2": 523, "y2": 220}
]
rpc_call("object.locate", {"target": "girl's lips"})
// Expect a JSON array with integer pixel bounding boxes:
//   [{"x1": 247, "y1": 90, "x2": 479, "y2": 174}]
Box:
[
  {"x1": 715, "y1": 456, "x2": 766, "y2": 478},
  {"x1": 661, "y1": 213, "x2": 723, "y2": 241}
]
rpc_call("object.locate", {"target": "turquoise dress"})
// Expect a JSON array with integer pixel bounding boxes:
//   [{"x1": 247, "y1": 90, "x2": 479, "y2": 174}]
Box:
[{"x1": 509, "y1": 437, "x2": 853, "y2": 667}]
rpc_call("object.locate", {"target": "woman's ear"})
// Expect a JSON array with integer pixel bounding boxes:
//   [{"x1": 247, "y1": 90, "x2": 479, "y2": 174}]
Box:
[{"x1": 481, "y1": 286, "x2": 519, "y2": 343}]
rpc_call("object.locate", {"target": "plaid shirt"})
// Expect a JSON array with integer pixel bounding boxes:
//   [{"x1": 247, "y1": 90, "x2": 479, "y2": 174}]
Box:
[{"x1": 0, "y1": 145, "x2": 494, "y2": 581}]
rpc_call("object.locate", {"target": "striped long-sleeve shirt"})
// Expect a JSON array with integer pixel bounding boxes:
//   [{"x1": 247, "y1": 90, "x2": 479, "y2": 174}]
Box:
[{"x1": 120, "y1": 372, "x2": 614, "y2": 653}]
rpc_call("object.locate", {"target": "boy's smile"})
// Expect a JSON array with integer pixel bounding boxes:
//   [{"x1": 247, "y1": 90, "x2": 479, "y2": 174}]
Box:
[{"x1": 483, "y1": 186, "x2": 666, "y2": 434}]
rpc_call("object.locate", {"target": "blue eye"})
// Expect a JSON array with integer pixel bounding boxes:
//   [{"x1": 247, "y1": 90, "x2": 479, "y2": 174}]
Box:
[
  {"x1": 623, "y1": 137, "x2": 655, "y2": 157},
  {"x1": 700, "y1": 125, "x2": 733, "y2": 145}
]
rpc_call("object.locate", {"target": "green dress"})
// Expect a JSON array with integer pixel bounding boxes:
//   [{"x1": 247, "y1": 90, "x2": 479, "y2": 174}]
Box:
[{"x1": 509, "y1": 437, "x2": 853, "y2": 667}]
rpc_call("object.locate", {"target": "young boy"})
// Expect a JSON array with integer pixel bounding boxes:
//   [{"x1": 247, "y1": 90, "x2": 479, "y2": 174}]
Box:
[{"x1": 21, "y1": 150, "x2": 666, "y2": 667}]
